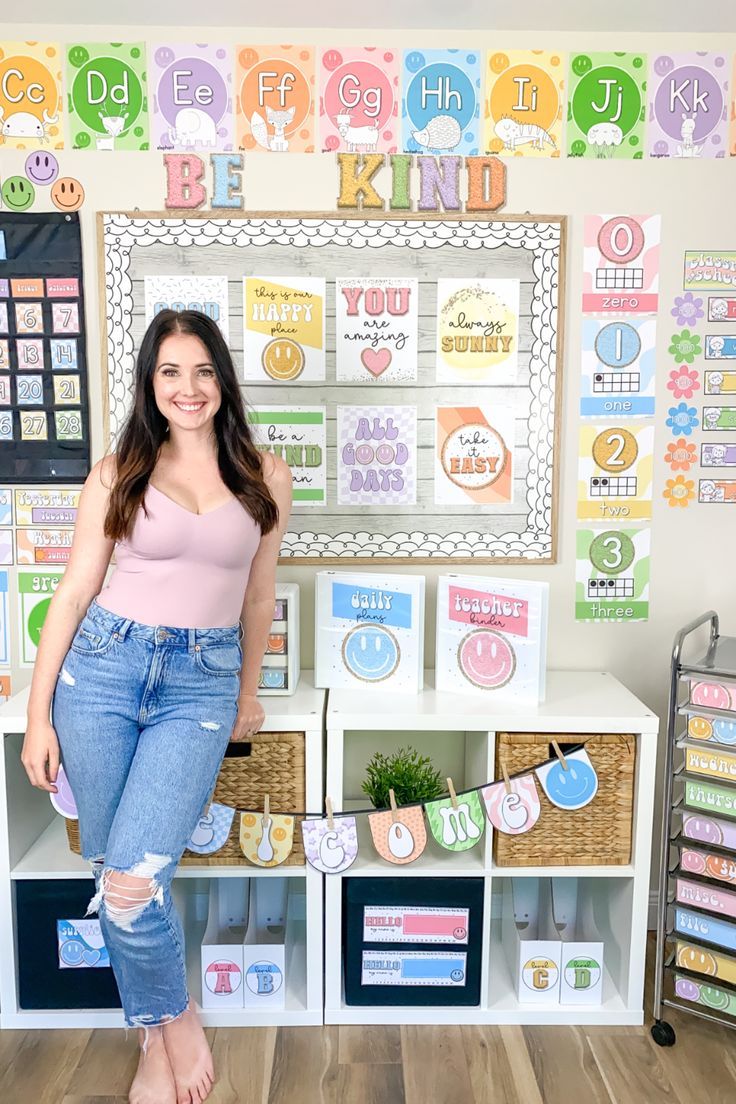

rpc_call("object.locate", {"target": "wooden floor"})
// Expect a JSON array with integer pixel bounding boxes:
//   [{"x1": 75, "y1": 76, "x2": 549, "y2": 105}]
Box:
[{"x1": 2, "y1": 939, "x2": 735, "y2": 1104}]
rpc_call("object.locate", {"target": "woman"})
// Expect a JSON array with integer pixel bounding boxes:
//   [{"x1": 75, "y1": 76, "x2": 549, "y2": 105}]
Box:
[{"x1": 21, "y1": 309, "x2": 292, "y2": 1104}]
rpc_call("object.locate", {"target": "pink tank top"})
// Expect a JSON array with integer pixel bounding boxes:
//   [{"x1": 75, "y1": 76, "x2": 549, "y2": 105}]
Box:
[{"x1": 97, "y1": 484, "x2": 261, "y2": 629}]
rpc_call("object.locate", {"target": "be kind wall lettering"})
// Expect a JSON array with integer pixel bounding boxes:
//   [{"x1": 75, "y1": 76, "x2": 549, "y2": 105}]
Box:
[
  {"x1": 648, "y1": 52, "x2": 729, "y2": 158},
  {"x1": 337, "y1": 406, "x2": 417, "y2": 506},
  {"x1": 320, "y1": 47, "x2": 399, "y2": 153},
  {"x1": 336, "y1": 277, "x2": 418, "y2": 384},
  {"x1": 67, "y1": 42, "x2": 148, "y2": 151}
]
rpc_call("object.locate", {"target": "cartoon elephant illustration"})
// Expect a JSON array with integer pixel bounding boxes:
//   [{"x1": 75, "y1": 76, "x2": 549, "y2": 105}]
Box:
[{"x1": 169, "y1": 107, "x2": 218, "y2": 148}]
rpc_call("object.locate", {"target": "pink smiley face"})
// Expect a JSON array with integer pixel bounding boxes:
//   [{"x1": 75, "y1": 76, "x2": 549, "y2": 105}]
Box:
[
  {"x1": 691, "y1": 681, "x2": 733, "y2": 711},
  {"x1": 458, "y1": 630, "x2": 516, "y2": 690}
]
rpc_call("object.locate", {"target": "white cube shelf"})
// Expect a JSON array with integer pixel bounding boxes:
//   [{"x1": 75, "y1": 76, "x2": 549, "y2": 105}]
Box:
[
  {"x1": 324, "y1": 669, "x2": 658, "y2": 1026},
  {"x1": 0, "y1": 673, "x2": 325, "y2": 1029}
]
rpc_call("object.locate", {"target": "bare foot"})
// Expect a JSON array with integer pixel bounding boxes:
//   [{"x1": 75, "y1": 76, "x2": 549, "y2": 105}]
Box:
[
  {"x1": 129, "y1": 1027, "x2": 177, "y2": 1104},
  {"x1": 162, "y1": 1000, "x2": 215, "y2": 1104}
]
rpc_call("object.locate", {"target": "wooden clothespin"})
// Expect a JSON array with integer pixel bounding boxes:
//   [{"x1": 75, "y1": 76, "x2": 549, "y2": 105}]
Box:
[
  {"x1": 326, "y1": 796, "x2": 335, "y2": 831},
  {"x1": 389, "y1": 788, "x2": 398, "y2": 824},
  {"x1": 501, "y1": 763, "x2": 512, "y2": 795},
  {"x1": 447, "y1": 777, "x2": 459, "y2": 809},
  {"x1": 263, "y1": 793, "x2": 271, "y2": 828},
  {"x1": 551, "y1": 740, "x2": 569, "y2": 771}
]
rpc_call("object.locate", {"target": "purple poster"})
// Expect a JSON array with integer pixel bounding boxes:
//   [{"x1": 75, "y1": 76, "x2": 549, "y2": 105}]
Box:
[
  {"x1": 152, "y1": 43, "x2": 233, "y2": 151},
  {"x1": 648, "y1": 52, "x2": 729, "y2": 158}
]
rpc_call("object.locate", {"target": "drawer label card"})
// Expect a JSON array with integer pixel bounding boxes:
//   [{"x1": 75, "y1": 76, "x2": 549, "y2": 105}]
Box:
[
  {"x1": 363, "y1": 906, "x2": 469, "y2": 944},
  {"x1": 361, "y1": 950, "x2": 467, "y2": 986}
]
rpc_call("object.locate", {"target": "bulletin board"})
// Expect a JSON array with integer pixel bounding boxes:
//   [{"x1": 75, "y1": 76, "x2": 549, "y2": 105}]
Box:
[
  {"x1": 0, "y1": 212, "x2": 91, "y2": 483},
  {"x1": 99, "y1": 211, "x2": 565, "y2": 563}
]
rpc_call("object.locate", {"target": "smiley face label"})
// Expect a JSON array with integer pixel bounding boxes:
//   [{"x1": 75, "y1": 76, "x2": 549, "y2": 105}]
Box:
[
  {"x1": 458, "y1": 629, "x2": 516, "y2": 690},
  {"x1": 535, "y1": 748, "x2": 599, "y2": 810},
  {"x1": 239, "y1": 811, "x2": 295, "y2": 867},
  {"x1": 2, "y1": 177, "x2": 35, "y2": 211},
  {"x1": 342, "y1": 623, "x2": 400, "y2": 683},
  {"x1": 50, "y1": 177, "x2": 85, "y2": 211},
  {"x1": 690, "y1": 680, "x2": 734, "y2": 712}
]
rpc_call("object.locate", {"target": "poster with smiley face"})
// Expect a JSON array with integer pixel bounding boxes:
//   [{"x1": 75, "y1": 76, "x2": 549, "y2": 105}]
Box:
[
  {"x1": 435, "y1": 574, "x2": 548, "y2": 702},
  {"x1": 243, "y1": 277, "x2": 325, "y2": 382},
  {"x1": 575, "y1": 527, "x2": 650, "y2": 622},
  {"x1": 66, "y1": 42, "x2": 149, "y2": 151},
  {"x1": 315, "y1": 570, "x2": 425, "y2": 691},
  {"x1": 535, "y1": 749, "x2": 599, "y2": 811},
  {"x1": 436, "y1": 278, "x2": 519, "y2": 385},
  {"x1": 0, "y1": 42, "x2": 64, "y2": 150}
]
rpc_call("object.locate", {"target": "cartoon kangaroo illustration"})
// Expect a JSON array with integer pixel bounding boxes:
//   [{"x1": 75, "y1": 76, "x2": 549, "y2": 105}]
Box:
[
  {"x1": 677, "y1": 113, "x2": 703, "y2": 158},
  {"x1": 335, "y1": 111, "x2": 379, "y2": 152},
  {"x1": 250, "y1": 106, "x2": 295, "y2": 152},
  {"x1": 0, "y1": 106, "x2": 58, "y2": 143}
]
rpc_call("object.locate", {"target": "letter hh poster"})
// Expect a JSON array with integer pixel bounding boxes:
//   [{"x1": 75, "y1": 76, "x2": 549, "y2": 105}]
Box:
[
  {"x1": 402, "y1": 48, "x2": 480, "y2": 155},
  {"x1": 152, "y1": 43, "x2": 233, "y2": 152}
]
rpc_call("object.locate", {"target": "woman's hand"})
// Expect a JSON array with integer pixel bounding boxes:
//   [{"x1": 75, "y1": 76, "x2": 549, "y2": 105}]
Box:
[
  {"x1": 231, "y1": 694, "x2": 265, "y2": 742},
  {"x1": 21, "y1": 720, "x2": 60, "y2": 792}
]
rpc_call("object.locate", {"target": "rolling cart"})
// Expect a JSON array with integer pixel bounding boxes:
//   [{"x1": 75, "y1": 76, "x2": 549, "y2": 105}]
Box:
[{"x1": 652, "y1": 611, "x2": 736, "y2": 1046}]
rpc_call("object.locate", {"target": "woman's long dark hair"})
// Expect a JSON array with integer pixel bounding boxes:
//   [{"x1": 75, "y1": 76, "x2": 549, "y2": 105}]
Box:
[{"x1": 104, "y1": 309, "x2": 279, "y2": 540}]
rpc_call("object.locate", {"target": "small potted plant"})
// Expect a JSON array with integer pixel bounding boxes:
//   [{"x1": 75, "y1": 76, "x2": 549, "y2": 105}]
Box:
[{"x1": 362, "y1": 746, "x2": 444, "y2": 809}]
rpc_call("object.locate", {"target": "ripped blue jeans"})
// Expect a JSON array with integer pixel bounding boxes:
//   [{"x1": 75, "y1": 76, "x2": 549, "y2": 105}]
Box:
[{"x1": 52, "y1": 599, "x2": 240, "y2": 1029}]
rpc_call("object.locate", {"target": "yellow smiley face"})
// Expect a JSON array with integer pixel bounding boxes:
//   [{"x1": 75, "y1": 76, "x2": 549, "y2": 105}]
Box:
[
  {"x1": 689, "y1": 715, "x2": 713, "y2": 741},
  {"x1": 51, "y1": 177, "x2": 85, "y2": 212},
  {"x1": 677, "y1": 944, "x2": 717, "y2": 975},
  {"x1": 261, "y1": 338, "x2": 304, "y2": 381}
]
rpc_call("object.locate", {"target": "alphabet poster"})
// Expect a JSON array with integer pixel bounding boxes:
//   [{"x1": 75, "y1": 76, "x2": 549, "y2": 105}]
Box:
[
  {"x1": 577, "y1": 423, "x2": 654, "y2": 521},
  {"x1": 582, "y1": 214, "x2": 661, "y2": 315},
  {"x1": 236, "y1": 44, "x2": 315, "y2": 152},
  {"x1": 144, "y1": 275, "x2": 229, "y2": 340},
  {"x1": 66, "y1": 42, "x2": 149, "y2": 151},
  {"x1": 575, "y1": 527, "x2": 650, "y2": 622},
  {"x1": 435, "y1": 405, "x2": 514, "y2": 505},
  {"x1": 336, "y1": 277, "x2": 418, "y2": 383},
  {"x1": 337, "y1": 406, "x2": 417, "y2": 506},
  {"x1": 248, "y1": 407, "x2": 326, "y2": 507},
  {"x1": 580, "y1": 317, "x2": 656, "y2": 417},
  {"x1": 402, "y1": 48, "x2": 481, "y2": 155},
  {"x1": 567, "y1": 52, "x2": 647, "y2": 159},
  {"x1": 152, "y1": 43, "x2": 233, "y2": 151},
  {"x1": 243, "y1": 276, "x2": 325, "y2": 382},
  {"x1": 0, "y1": 42, "x2": 63, "y2": 149},
  {"x1": 648, "y1": 53, "x2": 729, "y2": 158},
  {"x1": 320, "y1": 47, "x2": 399, "y2": 153},
  {"x1": 485, "y1": 50, "x2": 564, "y2": 157},
  {"x1": 436, "y1": 278, "x2": 519, "y2": 384}
]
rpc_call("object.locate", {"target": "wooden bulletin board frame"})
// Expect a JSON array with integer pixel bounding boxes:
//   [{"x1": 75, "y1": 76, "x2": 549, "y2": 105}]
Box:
[{"x1": 98, "y1": 210, "x2": 566, "y2": 564}]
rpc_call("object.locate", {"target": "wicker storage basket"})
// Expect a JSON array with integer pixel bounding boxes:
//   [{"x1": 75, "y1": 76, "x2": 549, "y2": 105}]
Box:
[
  {"x1": 493, "y1": 732, "x2": 636, "y2": 867},
  {"x1": 65, "y1": 731, "x2": 306, "y2": 867}
]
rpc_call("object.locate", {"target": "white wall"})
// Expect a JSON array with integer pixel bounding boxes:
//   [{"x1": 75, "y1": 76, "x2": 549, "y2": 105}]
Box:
[{"x1": 3, "y1": 22, "x2": 736, "y2": 888}]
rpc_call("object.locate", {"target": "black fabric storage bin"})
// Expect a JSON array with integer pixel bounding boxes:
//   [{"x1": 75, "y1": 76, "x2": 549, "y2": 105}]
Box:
[
  {"x1": 16, "y1": 879, "x2": 121, "y2": 1010},
  {"x1": 343, "y1": 877, "x2": 484, "y2": 1006}
]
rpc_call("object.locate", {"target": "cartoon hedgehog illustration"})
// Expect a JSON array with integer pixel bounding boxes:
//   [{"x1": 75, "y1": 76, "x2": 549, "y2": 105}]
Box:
[{"x1": 411, "y1": 113, "x2": 462, "y2": 152}]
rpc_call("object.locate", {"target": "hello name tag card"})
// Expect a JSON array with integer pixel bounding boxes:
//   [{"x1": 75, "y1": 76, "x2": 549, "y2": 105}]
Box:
[
  {"x1": 363, "y1": 906, "x2": 470, "y2": 944},
  {"x1": 361, "y1": 950, "x2": 468, "y2": 986}
]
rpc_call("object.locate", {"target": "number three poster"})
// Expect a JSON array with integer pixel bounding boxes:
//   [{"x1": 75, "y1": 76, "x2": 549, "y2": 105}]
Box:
[{"x1": 575, "y1": 528, "x2": 650, "y2": 622}]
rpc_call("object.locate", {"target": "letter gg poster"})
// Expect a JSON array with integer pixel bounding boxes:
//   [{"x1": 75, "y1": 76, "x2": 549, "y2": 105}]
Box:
[
  {"x1": 320, "y1": 47, "x2": 399, "y2": 153},
  {"x1": 436, "y1": 279, "x2": 519, "y2": 385},
  {"x1": 337, "y1": 406, "x2": 417, "y2": 506},
  {"x1": 336, "y1": 277, "x2": 418, "y2": 383}
]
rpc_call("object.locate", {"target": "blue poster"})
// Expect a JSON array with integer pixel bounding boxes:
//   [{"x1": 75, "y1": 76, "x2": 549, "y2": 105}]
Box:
[{"x1": 402, "y1": 49, "x2": 480, "y2": 155}]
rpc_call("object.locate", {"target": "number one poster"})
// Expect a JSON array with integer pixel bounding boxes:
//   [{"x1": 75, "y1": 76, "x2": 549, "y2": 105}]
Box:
[
  {"x1": 576, "y1": 528, "x2": 650, "y2": 622},
  {"x1": 0, "y1": 42, "x2": 64, "y2": 149},
  {"x1": 336, "y1": 278, "x2": 418, "y2": 383},
  {"x1": 66, "y1": 43, "x2": 149, "y2": 151},
  {"x1": 151, "y1": 43, "x2": 233, "y2": 151},
  {"x1": 320, "y1": 47, "x2": 399, "y2": 153},
  {"x1": 567, "y1": 52, "x2": 647, "y2": 159},
  {"x1": 435, "y1": 405, "x2": 514, "y2": 505},
  {"x1": 648, "y1": 52, "x2": 729, "y2": 158}
]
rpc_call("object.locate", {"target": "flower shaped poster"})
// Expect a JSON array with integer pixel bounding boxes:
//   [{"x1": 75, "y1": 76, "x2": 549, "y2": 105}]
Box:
[{"x1": 666, "y1": 403, "x2": 699, "y2": 436}]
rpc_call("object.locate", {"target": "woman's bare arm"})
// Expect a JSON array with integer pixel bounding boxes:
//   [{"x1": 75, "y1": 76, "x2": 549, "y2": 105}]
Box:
[{"x1": 22, "y1": 457, "x2": 116, "y2": 789}]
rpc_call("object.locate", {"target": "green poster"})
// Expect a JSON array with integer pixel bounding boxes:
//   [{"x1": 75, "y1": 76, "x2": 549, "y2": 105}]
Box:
[
  {"x1": 18, "y1": 568, "x2": 64, "y2": 667},
  {"x1": 66, "y1": 42, "x2": 149, "y2": 150},
  {"x1": 567, "y1": 52, "x2": 646, "y2": 159},
  {"x1": 425, "y1": 791, "x2": 485, "y2": 852}
]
